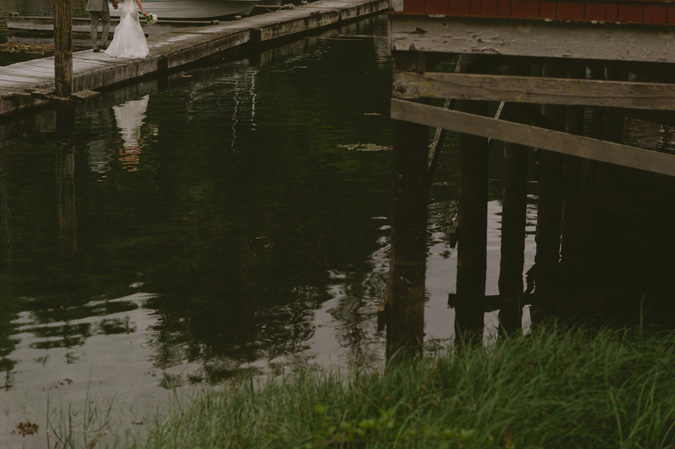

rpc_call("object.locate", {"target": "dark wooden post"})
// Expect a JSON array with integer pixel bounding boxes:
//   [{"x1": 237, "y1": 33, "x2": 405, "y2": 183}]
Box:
[
  {"x1": 498, "y1": 67, "x2": 530, "y2": 336},
  {"x1": 454, "y1": 99, "x2": 490, "y2": 344},
  {"x1": 53, "y1": 0, "x2": 73, "y2": 98},
  {"x1": 386, "y1": 119, "x2": 428, "y2": 361},
  {"x1": 385, "y1": 53, "x2": 429, "y2": 361},
  {"x1": 531, "y1": 65, "x2": 565, "y2": 323},
  {"x1": 497, "y1": 141, "x2": 528, "y2": 335},
  {"x1": 582, "y1": 64, "x2": 606, "y2": 206},
  {"x1": 560, "y1": 66, "x2": 586, "y2": 291}
]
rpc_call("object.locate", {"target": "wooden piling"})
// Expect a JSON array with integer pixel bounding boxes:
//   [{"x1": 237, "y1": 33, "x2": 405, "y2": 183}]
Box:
[
  {"x1": 531, "y1": 65, "x2": 565, "y2": 322},
  {"x1": 560, "y1": 66, "x2": 586, "y2": 293},
  {"x1": 454, "y1": 98, "x2": 490, "y2": 344},
  {"x1": 386, "y1": 115, "x2": 429, "y2": 360},
  {"x1": 53, "y1": 0, "x2": 73, "y2": 98},
  {"x1": 385, "y1": 52, "x2": 429, "y2": 360},
  {"x1": 497, "y1": 66, "x2": 530, "y2": 335}
]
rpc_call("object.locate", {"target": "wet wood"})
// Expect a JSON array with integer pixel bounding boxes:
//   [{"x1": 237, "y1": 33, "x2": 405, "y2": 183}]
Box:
[
  {"x1": 428, "y1": 97, "x2": 451, "y2": 174},
  {"x1": 448, "y1": 293, "x2": 533, "y2": 312},
  {"x1": 560, "y1": 67, "x2": 586, "y2": 285},
  {"x1": 531, "y1": 66, "x2": 565, "y2": 321},
  {"x1": 386, "y1": 109, "x2": 429, "y2": 360},
  {"x1": 393, "y1": 72, "x2": 675, "y2": 111},
  {"x1": 385, "y1": 50, "x2": 429, "y2": 360},
  {"x1": 390, "y1": 99, "x2": 675, "y2": 177},
  {"x1": 498, "y1": 67, "x2": 529, "y2": 335},
  {"x1": 454, "y1": 99, "x2": 489, "y2": 344}
]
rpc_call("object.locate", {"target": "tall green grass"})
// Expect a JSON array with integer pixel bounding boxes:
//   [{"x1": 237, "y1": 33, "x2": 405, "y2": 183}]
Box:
[{"x1": 122, "y1": 326, "x2": 675, "y2": 449}]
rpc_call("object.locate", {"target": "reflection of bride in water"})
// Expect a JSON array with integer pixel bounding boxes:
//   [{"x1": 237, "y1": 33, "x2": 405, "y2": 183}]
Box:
[{"x1": 113, "y1": 94, "x2": 155, "y2": 172}]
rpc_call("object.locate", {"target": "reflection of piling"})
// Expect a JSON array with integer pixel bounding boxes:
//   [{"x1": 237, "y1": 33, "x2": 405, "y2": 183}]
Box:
[{"x1": 56, "y1": 101, "x2": 77, "y2": 255}]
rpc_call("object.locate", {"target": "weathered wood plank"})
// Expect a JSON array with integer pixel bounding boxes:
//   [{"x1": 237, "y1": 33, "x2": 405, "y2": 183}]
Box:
[
  {"x1": 389, "y1": 16, "x2": 675, "y2": 64},
  {"x1": 0, "y1": 72, "x2": 52, "y2": 83},
  {"x1": 0, "y1": 63, "x2": 55, "y2": 74},
  {"x1": 391, "y1": 98, "x2": 675, "y2": 177},
  {"x1": 6, "y1": 16, "x2": 210, "y2": 36},
  {"x1": 394, "y1": 71, "x2": 675, "y2": 111},
  {"x1": 72, "y1": 53, "x2": 130, "y2": 64},
  {"x1": 0, "y1": 74, "x2": 46, "y2": 85}
]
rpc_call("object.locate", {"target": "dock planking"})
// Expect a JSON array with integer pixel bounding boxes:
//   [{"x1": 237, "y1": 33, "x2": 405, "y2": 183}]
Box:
[
  {"x1": 0, "y1": 0, "x2": 389, "y2": 118},
  {"x1": 6, "y1": 15, "x2": 217, "y2": 36}
]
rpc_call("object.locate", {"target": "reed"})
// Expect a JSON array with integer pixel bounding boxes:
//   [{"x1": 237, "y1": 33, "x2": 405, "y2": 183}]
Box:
[{"x1": 122, "y1": 325, "x2": 675, "y2": 449}]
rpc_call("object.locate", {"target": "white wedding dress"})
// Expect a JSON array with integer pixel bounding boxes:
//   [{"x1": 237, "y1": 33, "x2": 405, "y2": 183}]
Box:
[{"x1": 105, "y1": 0, "x2": 149, "y2": 59}]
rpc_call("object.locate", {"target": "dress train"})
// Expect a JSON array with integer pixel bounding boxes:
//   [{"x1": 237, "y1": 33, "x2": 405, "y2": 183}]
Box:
[{"x1": 105, "y1": 0, "x2": 149, "y2": 59}]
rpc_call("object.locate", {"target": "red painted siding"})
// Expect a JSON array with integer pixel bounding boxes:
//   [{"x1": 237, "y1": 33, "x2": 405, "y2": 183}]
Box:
[
  {"x1": 401, "y1": 0, "x2": 675, "y2": 26},
  {"x1": 426, "y1": 0, "x2": 449, "y2": 14},
  {"x1": 557, "y1": 1, "x2": 585, "y2": 20},
  {"x1": 448, "y1": 0, "x2": 471, "y2": 14},
  {"x1": 481, "y1": 0, "x2": 499, "y2": 15},
  {"x1": 643, "y1": 4, "x2": 667, "y2": 22},
  {"x1": 585, "y1": 3, "x2": 606, "y2": 21}
]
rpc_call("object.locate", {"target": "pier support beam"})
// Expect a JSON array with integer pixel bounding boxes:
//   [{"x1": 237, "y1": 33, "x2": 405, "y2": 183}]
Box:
[
  {"x1": 498, "y1": 66, "x2": 530, "y2": 335},
  {"x1": 560, "y1": 66, "x2": 586, "y2": 301},
  {"x1": 498, "y1": 140, "x2": 529, "y2": 335},
  {"x1": 53, "y1": 0, "x2": 73, "y2": 97},
  {"x1": 386, "y1": 115, "x2": 429, "y2": 360},
  {"x1": 454, "y1": 99, "x2": 490, "y2": 344},
  {"x1": 531, "y1": 66, "x2": 565, "y2": 322},
  {"x1": 385, "y1": 53, "x2": 429, "y2": 360}
]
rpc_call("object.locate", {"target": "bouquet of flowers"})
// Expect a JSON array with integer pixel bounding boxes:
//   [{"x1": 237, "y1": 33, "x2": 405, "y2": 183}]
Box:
[{"x1": 142, "y1": 11, "x2": 158, "y2": 25}]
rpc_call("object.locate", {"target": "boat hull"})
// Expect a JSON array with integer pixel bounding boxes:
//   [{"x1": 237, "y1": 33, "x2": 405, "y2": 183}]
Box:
[{"x1": 109, "y1": 0, "x2": 259, "y2": 20}]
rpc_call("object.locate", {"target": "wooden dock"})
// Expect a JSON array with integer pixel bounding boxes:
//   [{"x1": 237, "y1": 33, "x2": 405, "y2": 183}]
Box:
[
  {"x1": 0, "y1": 0, "x2": 389, "y2": 118},
  {"x1": 382, "y1": 0, "x2": 675, "y2": 355},
  {"x1": 6, "y1": 14, "x2": 218, "y2": 36}
]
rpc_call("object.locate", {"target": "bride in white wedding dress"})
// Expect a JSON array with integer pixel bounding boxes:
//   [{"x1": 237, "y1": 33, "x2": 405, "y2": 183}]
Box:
[{"x1": 105, "y1": 0, "x2": 149, "y2": 59}]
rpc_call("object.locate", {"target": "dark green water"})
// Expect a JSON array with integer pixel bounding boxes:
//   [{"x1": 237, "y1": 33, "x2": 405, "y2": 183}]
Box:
[
  {"x1": 2, "y1": 2, "x2": 675, "y2": 447},
  {"x1": 0, "y1": 9, "x2": 529, "y2": 446}
]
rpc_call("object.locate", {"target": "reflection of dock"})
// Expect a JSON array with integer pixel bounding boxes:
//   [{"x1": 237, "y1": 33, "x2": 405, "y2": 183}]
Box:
[{"x1": 0, "y1": 0, "x2": 388, "y2": 118}]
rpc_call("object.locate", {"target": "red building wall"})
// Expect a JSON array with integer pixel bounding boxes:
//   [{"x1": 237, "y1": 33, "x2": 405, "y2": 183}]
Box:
[{"x1": 399, "y1": 0, "x2": 675, "y2": 25}]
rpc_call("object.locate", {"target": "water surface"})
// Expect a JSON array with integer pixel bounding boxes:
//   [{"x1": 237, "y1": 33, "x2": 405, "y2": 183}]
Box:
[
  {"x1": 0, "y1": 11, "x2": 533, "y2": 447},
  {"x1": 2, "y1": 3, "x2": 674, "y2": 448}
]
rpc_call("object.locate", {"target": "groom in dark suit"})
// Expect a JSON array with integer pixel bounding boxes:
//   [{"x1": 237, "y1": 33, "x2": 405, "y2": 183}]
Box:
[{"x1": 86, "y1": 0, "x2": 119, "y2": 52}]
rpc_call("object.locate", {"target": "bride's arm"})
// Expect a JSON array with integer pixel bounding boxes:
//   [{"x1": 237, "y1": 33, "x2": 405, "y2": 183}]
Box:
[{"x1": 136, "y1": 0, "x2": 145, "y2": 14}]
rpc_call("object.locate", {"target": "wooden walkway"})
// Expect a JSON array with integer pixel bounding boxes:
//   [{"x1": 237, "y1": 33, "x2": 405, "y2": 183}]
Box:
[{"x1": 0, "y1": 0, "x2": 388, "y2": 118}]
